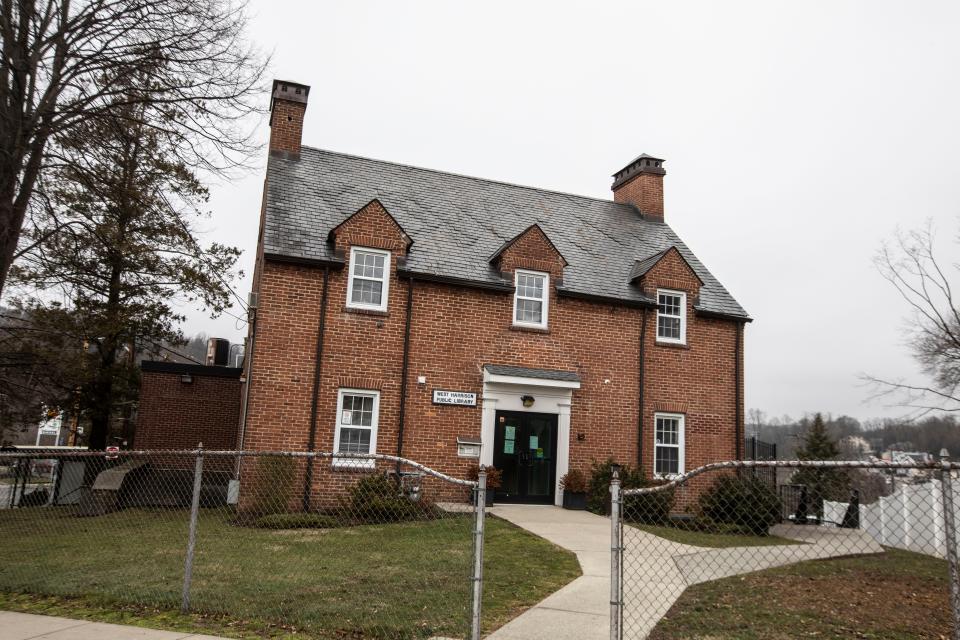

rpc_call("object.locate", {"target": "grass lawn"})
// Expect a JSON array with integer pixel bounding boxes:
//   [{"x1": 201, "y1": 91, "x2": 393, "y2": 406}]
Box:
[
  {"x1": 631, "y1": 524, "x2": 802, "y2": 548},
  {"x1": 648, "y1": 548, "x2": 951, "y2": 639},
  {"x1": 0, "y1": 507, "x2": 579, "y2": 638}
]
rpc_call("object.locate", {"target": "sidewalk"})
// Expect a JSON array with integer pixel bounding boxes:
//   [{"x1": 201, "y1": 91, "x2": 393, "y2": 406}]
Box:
[
  {"x1": 487, "y1": 504, "x2": 611, "y2": 640},
  {"x1": 0, "y1": 611, "x2": 227, "y2": 640}
]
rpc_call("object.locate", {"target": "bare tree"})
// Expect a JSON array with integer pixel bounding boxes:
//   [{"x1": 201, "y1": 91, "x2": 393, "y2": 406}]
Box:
[
  {"x1": 0, "y1": 0, "x2": 266, "y2": 300},
  {"x1": 865, "y1": 222, "x2": 960, "y2": 415}
]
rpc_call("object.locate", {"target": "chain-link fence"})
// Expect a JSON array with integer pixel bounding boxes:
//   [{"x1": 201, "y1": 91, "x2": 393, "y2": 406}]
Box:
[
  {"x1": 610, "y1": 459, "x2": 960, "y2": 640},
  {"x1": 0, "y1": 449, "x2": 487, "y2": 639}
]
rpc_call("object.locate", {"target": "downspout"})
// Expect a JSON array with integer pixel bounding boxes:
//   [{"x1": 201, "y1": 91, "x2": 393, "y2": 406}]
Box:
[
  {"x1": 636, "y1": 307, "x2": 648, "y2": 469},
  {"x1": 234, "y1": 312, "x2": 256, "y2": 478},
  {"x1": 302, "y1": 267, "x2": 330, "y2": 511},
  {"x1": 396, "y1": 276, "x2": 414, "y2": 472},
  {"x1": 734, "y1": 322, "x2": 743, "y2": 460}
]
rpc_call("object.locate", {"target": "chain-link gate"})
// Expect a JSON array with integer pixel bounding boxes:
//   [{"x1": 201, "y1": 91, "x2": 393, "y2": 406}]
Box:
[
  {"x1": 610, "y1": 458, "x2": 960, "y2": 639},
  {"x1": 0, "y1": 449, "x2": 488, "y2": 639}
]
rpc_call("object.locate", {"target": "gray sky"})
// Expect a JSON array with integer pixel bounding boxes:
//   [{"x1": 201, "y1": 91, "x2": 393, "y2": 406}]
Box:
[{"x1": 190, "y1": 1, "x2": 960, "y2": 422}]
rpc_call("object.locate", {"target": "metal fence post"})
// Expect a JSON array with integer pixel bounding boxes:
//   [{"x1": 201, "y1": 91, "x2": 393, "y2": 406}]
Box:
[
  {"x1": 610, "y1": 465, "x2": 622, "y2": 640},
  {"x1": 181, "y1": 444, "x2": 204, "y2": 614},
  {"x1": 939, "y1": 450, "x2": 960, "y2": 640},
  {"x1": 471, "y1": 468, "x2": 487, "y2": 640}
]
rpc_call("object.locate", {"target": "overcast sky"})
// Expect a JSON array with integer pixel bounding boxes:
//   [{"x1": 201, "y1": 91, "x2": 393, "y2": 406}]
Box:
[{"x1": 189, "y1": 1, "x2": 960, "y2": 423}]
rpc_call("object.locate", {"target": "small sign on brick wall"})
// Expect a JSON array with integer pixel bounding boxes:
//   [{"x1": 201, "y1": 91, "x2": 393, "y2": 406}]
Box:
[{"x1": 432, "y1": 389, "x2": 478, "y2": 406}]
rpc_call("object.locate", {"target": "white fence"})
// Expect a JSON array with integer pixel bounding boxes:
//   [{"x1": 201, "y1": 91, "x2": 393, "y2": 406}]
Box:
[{"x1": 825, "y1": 474, "x2": 959, "y2": 558}]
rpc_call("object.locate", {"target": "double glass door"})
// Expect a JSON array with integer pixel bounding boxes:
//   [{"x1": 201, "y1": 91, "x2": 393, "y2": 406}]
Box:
[{"x1": 492, "y1": 411, "x2": 558, "y2": 504}]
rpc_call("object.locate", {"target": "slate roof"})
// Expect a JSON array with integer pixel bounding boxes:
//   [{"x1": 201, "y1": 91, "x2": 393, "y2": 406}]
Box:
[
  {"x1": 262, "y1": 147, "x2": 749, "y2": 320},
  {"x1": 484, "y1": 364, "x2": 582, "y2": 383}
]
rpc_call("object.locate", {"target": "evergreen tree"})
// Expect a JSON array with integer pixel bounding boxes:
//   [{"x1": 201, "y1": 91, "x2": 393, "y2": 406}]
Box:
[
  {"x1": 791, "y1": 413, "x2": 849, "y2": 520},
  {"x1": 6, "y1": 93, "x2": 242, "y2": 450}
]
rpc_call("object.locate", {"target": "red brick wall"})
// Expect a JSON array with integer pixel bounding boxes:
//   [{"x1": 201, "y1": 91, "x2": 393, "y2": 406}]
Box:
[
  {"x1": 136, "y1": 371, "x2": 241, "y2": 450},
  {"x1": 243, "y1": 218, "x2": 745, "y2": 495},
  {"x1": 613, "y1": 172, "x2": 664, "y2": 219}
]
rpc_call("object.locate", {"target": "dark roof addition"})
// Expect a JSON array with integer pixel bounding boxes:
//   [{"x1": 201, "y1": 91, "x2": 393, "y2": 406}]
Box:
[
  {"x1": 629, "y1": 246, "x2": 704, "y2": 284},
  {"x1": 141, "y1": 361, "x2": 243, "y2": 379},
  {"x1": 483, "y1": 364, "x2": 581, "y2": 383}
]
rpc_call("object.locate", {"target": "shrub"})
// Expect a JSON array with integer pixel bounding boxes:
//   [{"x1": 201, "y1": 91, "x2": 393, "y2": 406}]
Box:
[
  {"x1": 559, "y1": 469, "x2": 588, "y2": 494},
  {"x1": 249, "y1": 455, "x2": 296, "y2": 516},
  {"x1": 347, "y1": 473, "x2": 432, "y2": 523},
  {"x1": 623, "y1": 483, "x2": 674, "y2": 525},
  {"x1": 586, "y1": 459, "x2": 652, "y2": 515},
  {"x1": 699, "y1": 475, "x2": 782, "y2": 536},
  {"x1": 253, "y1": 513, "x2": 339, "y2": 529},
  {"x1": 467, "y1": 464, "x2": 502, "y2": 490}
]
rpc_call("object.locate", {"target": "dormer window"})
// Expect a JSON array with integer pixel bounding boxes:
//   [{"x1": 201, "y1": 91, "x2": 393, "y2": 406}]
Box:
[
  {"x1": 347, "y1": 247, "x2": 390, "y2": 312},
  {"x1": 657, "y1": 289, "x2": 686, "y2": 344},
  {"x1": 513, "y1": 269, "x2": 549, "y2": 329}
]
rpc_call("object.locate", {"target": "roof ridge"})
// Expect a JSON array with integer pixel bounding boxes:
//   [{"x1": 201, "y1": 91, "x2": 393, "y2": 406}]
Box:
[{"x1": 300, "y1": 145, "x2": 635, "y2": 209}]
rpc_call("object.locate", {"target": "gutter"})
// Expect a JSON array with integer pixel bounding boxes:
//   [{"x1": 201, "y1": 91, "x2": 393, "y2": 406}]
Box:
[
  {"x1": 302, "y1": 266, "x2": 330, "y2": 511},
  {"x1": 396, "y1": 277, "x2": 415, "y2": 470},
  {"x1": 235, "y1": 311, "x2": 256, "y2": 478}
]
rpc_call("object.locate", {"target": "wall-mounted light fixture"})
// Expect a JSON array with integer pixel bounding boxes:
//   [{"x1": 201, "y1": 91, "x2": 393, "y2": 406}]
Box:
[
  {"x1": 520, "y1": 395, "x2": 535, "y2": 408},
  {"x1": 180, "y1": 374, "x2": 193, "y2": 384}
]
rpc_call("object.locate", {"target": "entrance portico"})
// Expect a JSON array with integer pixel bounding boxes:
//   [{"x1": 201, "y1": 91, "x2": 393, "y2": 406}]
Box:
[{"x1": 479, "y1": 365, "x2": 580, "y2": 506}]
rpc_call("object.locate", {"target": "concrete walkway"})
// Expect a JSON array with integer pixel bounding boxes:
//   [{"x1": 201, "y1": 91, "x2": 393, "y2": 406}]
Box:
[
  {"x1": 487, "y1": 506, "x2": 885, "y2": 640},
  {"x1": 487, "y1": 504, "x2": 612, "y2": 640},
  {"x1": 0, "y1": 611, "x2": 227, "y2": 640}
]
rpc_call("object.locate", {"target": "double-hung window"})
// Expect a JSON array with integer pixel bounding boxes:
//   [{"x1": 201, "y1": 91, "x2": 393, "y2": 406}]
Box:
[
  {"x1": 333, "y1": 389, "x2": 380, "y2": 468},
  {"x1": 347, "y1": 247, "x2": 390, "y2": 312},
  {"x1": 654, "y1": 413, "x2": 685, "y2": 478},
  {"x1": 656, "y1": 289, "x2": 686, "y2": 344},
  {"x1": 513, "y1": 269, "x2": 549, "y2": 329}
]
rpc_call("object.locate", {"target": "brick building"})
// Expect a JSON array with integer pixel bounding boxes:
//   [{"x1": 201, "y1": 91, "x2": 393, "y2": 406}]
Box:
[
  {"x1": 239, "y1": 79, "x2": 751, "y2": 506},
  {"x1": 137, "y1": 362, "x2": 242, "y2": 451}
]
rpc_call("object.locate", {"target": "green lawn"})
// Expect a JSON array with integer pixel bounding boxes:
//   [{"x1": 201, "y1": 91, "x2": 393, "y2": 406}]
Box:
[
  {"x1": 649, "y1": 548, "x2": 951, "y2": 639},
  {"x1": 0, "y1": 507, "x2": 579, "y2": 638},
  {"x1": 632, "y1": 524, "x2": 802, "y2": 548}
]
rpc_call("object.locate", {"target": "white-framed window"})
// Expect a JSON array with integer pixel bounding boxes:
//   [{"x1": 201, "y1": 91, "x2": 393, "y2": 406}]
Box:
[
  {"x1": 347, "y1": 247, "x2": 391, "y2": 312},
  {"x1": 333, "y1": 388, "x2": 380, "y2": 469},
  {"x1": 656, "y1": 289, "x2": 686, "y2": 344},
  {"x1": 654, "y1": 413, "x2": 685, "y2": 478},
  {"x1": 513, "y1": 269, "x2": 549, "y2": 329}
]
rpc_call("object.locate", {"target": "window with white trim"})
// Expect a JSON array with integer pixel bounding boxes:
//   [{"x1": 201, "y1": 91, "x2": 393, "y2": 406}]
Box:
[
  {"x1": 654, "y1": 413, "x2": 685, "y2": 477},
  {"x1": 513, "y1": 269, "x2": 549, "y2": 328},
  {"x1": 333, "y1": 389, "x2": 380, "y2": 468},
  {"x1": 347, "y1": 247, "x2": 390, "y2": 311},
  {"x1": 656, "y1": 289, "x2": 686, "y2": 344}
]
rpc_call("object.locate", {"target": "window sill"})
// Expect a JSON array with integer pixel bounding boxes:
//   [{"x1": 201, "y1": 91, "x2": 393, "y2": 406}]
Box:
[
  {"x1": 343, "y1": 306, "x2": 390, "y2": 318},
  {"x1": 510, "y1": 324, "x2": 550, "y2": 334},
  {"x1": 655, "y1": 340, "x2": 689, "y2": 350}
]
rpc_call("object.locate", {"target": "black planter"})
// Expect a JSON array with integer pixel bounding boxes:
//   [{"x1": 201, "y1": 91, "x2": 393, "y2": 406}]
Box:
[{"x1": 562, "y1": 491, "x2": 587, "y2": 510}]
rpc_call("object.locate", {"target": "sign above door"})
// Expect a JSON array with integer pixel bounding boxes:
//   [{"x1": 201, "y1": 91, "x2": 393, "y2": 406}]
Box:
[{"x1": 432, "y1": 389, "x2": 478, "y2": 406}]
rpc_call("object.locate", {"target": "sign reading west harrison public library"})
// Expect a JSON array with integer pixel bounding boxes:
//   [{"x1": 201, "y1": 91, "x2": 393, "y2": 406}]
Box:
[{"x1": 432, "y1": 390, "x2": 478, "y2": 406}]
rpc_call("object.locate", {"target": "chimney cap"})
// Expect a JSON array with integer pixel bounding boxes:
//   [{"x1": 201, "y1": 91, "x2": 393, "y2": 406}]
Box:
[
  {"x1": 271, "y1": 79, "x2": 310, "y2": 107},
  {"x1": 612, "y1": 153, "x2": 666, "y2": 188}
]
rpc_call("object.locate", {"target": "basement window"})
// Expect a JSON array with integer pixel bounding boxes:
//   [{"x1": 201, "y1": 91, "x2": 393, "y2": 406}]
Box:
[
  {"x1": 513, "y1": 269, "x2": 549, "y2": 329},
  {"x1": 656, "y1": 289, "x2": 686, "y2": 344},
  {"x1": 333, "y1": 389, "x2": 380, "y2": 469},
  {"x1": 347, "y1": 247, "x2": 391, "y2": 312},
  {"x1": 654, "y1": 413, "x2": 685, "y2": 478}
]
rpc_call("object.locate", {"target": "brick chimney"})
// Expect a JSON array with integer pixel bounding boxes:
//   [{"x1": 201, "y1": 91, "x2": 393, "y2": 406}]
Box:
[
  {"x1": 269, "y1": 80, "x2": 310, "y2": 157},
  {"x1": 611, "y1": 154, "x2": 666, "y2": 220}
]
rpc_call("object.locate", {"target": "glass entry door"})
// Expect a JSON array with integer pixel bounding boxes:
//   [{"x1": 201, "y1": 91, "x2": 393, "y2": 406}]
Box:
[{"x1": 492, "y1": 411, "x2": 558, "y2": 504}]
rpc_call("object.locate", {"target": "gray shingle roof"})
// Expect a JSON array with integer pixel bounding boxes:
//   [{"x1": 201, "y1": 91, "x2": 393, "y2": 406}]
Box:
[
  {"x1": 263, "y1": 147, "x2": 749, "y2": 320},
  {"x1": 484, "y1": 364, "x2": 581, "y2": 382}
]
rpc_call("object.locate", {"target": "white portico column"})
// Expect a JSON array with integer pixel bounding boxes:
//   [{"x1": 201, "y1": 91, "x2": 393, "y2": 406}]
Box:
[
  {"x1": 555, "y1": 401, "x2": 571, "y2": 506},
  {"x1": 480, "y1": 395, "x2": 498, "y2": 468}
]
